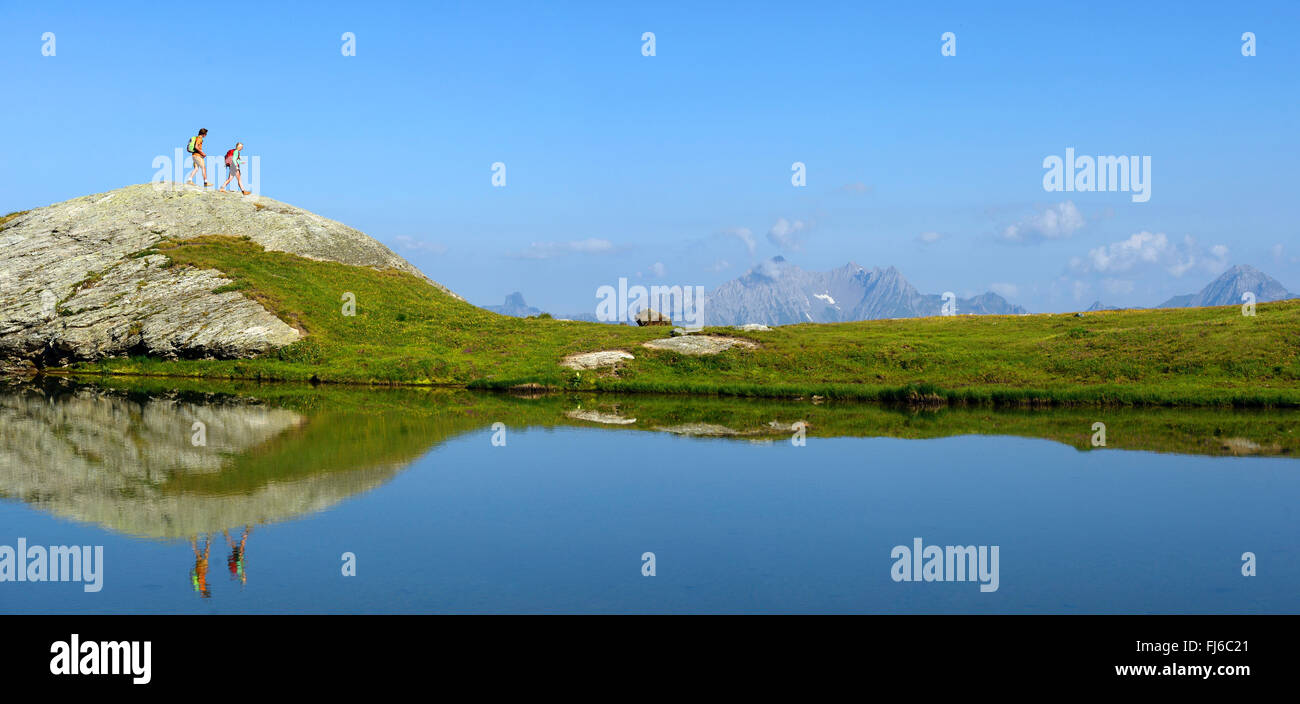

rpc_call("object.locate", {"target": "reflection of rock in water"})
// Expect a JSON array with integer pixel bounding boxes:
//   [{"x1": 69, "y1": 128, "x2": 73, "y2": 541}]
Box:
[{"x1": 0, "y1": 386, "x2": 404, "y2": 540}]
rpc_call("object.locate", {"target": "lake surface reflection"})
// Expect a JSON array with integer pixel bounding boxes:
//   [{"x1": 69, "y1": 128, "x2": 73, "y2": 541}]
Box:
[{"x1": 1, "y1": 378, "x2": 1296, "y2": 613}]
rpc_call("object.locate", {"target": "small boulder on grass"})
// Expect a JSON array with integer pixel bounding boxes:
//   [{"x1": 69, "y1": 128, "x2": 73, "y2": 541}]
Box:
[{"x1": 634, "y1": 308, "x2": 671, "y2": 326}]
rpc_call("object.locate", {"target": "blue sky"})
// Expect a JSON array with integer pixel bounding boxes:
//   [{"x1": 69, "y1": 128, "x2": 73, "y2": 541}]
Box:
[{"x1": 3, "y1": 1, "x2": 1297, "y2": 312}]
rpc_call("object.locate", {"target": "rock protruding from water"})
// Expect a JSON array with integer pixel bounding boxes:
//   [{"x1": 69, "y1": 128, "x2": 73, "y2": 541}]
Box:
[{"x1": 0, "y1": 183, "x2": 459, "y2": 368}]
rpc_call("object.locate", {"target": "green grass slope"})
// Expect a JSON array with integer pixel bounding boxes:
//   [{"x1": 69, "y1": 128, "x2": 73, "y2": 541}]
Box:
[{"x1": 77, "y1": 236, "x2": 1300, "y2": 406}]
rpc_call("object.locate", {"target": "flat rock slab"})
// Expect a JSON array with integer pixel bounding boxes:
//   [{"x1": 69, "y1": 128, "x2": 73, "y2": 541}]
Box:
[
  {"x1": 560, "y1": 350, "x2": 634, "y2": 369},
  {"x1": 641, "y1": 335, "x2": 758, "y2": 355}
]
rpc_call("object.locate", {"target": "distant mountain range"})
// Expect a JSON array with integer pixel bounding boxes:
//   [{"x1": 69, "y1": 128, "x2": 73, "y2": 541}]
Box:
[
  {"x1": 484, "y1": 292, "x2": 543, "y2": 317},
  {"x1": 703, "y1": 258, "x2": 1026, "y2": 326},
  {"x1": 1157, "y1": 265, "x2": 1294, "y2": 308},
  {"x1": 482, "y1": 262, "x2": 1296, "y2": 326},
  {"x1": 1087, "y1": 265, "x2": 1295, "y2": 313},
  {"x1": 483, "y1": 292, "x2": 605, "y2": 323}
]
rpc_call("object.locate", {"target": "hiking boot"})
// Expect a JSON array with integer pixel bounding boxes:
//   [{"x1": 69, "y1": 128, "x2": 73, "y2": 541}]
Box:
[{"x1": 241, "y1": 190, "x2": 251, "y2": 195}]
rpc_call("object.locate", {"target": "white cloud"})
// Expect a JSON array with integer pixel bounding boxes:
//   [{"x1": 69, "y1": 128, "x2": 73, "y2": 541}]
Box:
[
  {"x1": 1269, "y1": 243, "x2": 1299, "y2": 264},
  {"x1": 719, "y1": 227, "x2": 756, "y2": 257},
  {"x1": 840, "y1": 182, "x2": 872, "y2": 194},
  {"x1": 917, "y1": 231, "x2": 944, "y2": 244},
  {"x1": 989, "y1": 282, "x2": 1018, "y2": 298},
  {"x1": 1203, "y1": 243, "x2": 1230, "y2": 274},
  {"x1": 1102, "y1": 278, "x2": 1134, "y2": 295},
  {"x1": 758, "y1": 259, "x2": 785, "y2": 279},
  {"x1": 766, "y1": 217, "x2": 808, "y2": 250},
  {"x1": 1071, "y1": 231, "x2": 1228, "y2": 278},
  {"x1": 1001, "y1": 201, "x2": 1085, "y2": 242},
  {"x1": 392, "y1": 236, "x2": 448, "y2": 255},
  {"x1": 1083, "y1": 230, "x2": 1179, "y2": 273},
  {"x1": 649, "y1": 261, "x2": 666, "y2": 277},
  {"x1": 710, "y1": 259, "x2": 731, "y2": 272},
  {"x1": 511, "y1": 238, "x2": 616, "y2": 259}
]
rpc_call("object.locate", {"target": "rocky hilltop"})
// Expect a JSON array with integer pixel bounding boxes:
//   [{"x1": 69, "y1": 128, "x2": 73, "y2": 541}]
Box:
[{"x1": 0, "y1": 183, "x2": 457, "y2": 370}]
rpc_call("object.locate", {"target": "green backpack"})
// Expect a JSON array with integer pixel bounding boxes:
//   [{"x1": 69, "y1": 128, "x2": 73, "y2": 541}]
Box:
[{"x1": 187, "y1": 136, "x2": 199, "y2": 154}]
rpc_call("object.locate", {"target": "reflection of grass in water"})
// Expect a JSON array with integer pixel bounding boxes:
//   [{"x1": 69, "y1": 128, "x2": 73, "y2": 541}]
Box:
[
  {"x1": 10, "y1": 379, "x2": 1288, "y2": 541},
  {"x1": 158, "y1": 411, "x2": 433, "y2": 496},
  {"x1": 557, "y1": 395, "x2": 1299, "y2": 458},
  {"x1": 156, "y1": 393, "x2": 550, "y2": 496},
  {"x1": 77, "y1": 377, "x2": 1300, "y2": 465}
]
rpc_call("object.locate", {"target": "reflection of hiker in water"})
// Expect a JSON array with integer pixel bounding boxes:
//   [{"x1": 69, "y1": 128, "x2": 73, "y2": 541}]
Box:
[
  {"x1": 190, "y1": 535, "x2": 212, "y2": 598},
  {"x1": 225, "y1": 526, "x2": 252, "y2": 587}
]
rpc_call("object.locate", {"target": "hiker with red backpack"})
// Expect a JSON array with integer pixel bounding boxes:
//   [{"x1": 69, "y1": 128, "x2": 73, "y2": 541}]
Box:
[
  {"x1": 184, "y1": 128, "x2": 210, "y2": 187},
  {"x1": 220, "y1": 142, "x2": 250, "y2": 195}
]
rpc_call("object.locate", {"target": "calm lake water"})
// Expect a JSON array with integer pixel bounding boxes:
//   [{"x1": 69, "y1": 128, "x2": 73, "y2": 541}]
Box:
[{"x1": 1, "y1": 380, "x2": 1296, "y2": 614}]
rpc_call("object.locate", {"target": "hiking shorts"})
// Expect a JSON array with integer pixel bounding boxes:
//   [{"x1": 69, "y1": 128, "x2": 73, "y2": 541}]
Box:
[
  {"x1": 192, "y1": 153, "x2": 204, "y2": 168},
  {"x1": 228, "y1": 162, "x2": 240, "y2": 174}
]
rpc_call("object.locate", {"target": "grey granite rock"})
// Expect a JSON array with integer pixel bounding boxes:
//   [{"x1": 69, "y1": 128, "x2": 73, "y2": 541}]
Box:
[
  {"x1": 641, "y1": 335, "x2": 757, "y2": 355},
  {"x1": 561, "y1": 349, "x2": 634, "y2": 369},
  {"x1": 0, "y1": 183, "x2": 458, "y2": 366}
]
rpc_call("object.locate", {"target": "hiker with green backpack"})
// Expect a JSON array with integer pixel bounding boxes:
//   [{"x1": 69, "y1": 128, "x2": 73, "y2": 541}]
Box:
[
  {"x1": 184, "y1": 128, "x2": 210, "y2": 187},
  {"x1": 220, "y1": 142, "x2": 250, "y2": 195}
]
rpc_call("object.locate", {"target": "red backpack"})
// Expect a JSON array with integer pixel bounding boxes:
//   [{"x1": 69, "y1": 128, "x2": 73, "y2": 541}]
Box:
[{"x1": 224, "y1": 149, "x2": 236, "y2": 166}]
